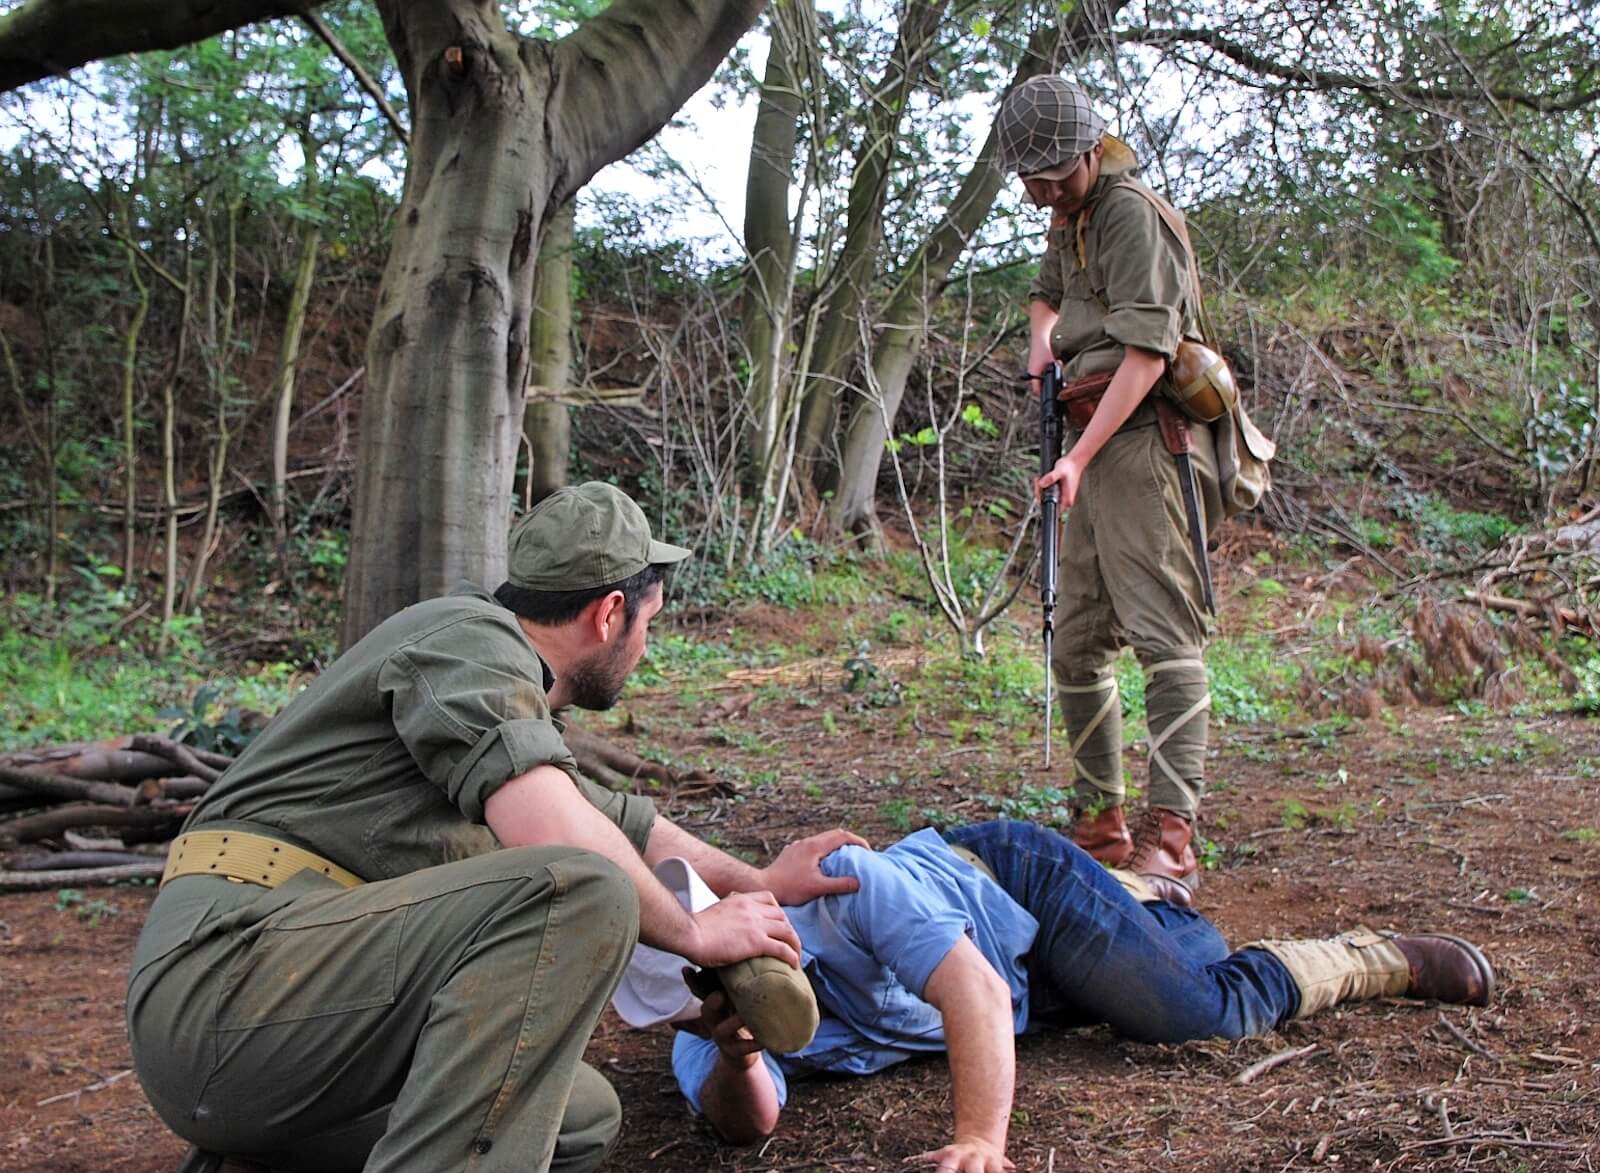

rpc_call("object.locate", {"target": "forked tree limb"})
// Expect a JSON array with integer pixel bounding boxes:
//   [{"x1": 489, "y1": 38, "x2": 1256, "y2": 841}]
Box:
[{"x1": 128, "y1": 735, "x2": 225, "y2": 784}]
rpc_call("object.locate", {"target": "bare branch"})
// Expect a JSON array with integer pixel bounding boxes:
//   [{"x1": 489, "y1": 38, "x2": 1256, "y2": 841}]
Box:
[
  {"x1": 300, "y1": 9, "x2": 409, "y2": 146},
  {"x1": 1117, "y1": 24, "x2": 1600, "y2": 114}
]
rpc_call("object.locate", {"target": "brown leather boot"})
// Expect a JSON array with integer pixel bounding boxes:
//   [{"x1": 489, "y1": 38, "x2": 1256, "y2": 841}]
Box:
[
  {"x1": 1069, "y1": 804, "x2": 1134, "y2": 867},
  {"x1": 1393, "y1": 933, "x2": 1496, "y2": 1006},
  {"x1": 1129, "y1": 807, "x2": 1198, "y2": 907}
]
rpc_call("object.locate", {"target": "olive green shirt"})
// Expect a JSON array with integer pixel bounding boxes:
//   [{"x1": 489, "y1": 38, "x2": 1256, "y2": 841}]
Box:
[
  {"x1": 1028, "y1": 170, "x2": 1197, "y2": 381},
  {"x1": 182, "y1": 584, "x2": 656, "y2": 879}
]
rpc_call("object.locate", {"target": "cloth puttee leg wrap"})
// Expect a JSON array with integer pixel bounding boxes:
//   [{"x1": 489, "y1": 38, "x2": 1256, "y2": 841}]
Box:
[
  {"x1": 1142, "y1": 657, "x2": 1209, "y2": 818},
  {"x1": 1058, "y1": 674, "x2": 1123, "y2": 807},
  {"x1": 1246, "y1": 930, "x2": 1410, "y2": 1019}
]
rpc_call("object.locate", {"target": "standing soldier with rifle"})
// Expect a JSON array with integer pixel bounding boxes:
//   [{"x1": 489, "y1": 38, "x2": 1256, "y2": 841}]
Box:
[{"x1": 998, "y1": 77, "x2": 1273, "y2": 906}]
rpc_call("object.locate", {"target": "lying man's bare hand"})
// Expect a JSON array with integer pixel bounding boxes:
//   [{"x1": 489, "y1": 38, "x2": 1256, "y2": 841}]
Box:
[{"x1": 906, "y1": 1135, "x2": 1014, "y2": 1173}]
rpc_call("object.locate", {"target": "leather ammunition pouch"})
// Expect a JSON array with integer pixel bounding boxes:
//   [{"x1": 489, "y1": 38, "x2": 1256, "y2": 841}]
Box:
[{"x1": 1057, "y1": 371, "x2": 1115, "y2": 430}]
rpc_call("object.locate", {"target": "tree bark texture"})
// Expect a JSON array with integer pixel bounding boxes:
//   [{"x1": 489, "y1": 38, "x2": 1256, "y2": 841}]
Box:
[
  {"x1": 792, "y1": 0, "x2": 948, "y2": 491},
  {"x1": 522, "y1": 199, "x2": 575, "y2": 507},
  {"x1": 739, "y1": 0, "x2": 811, "y2": 489},
  {"x1": 343, "y1": 0, "x2": 766, "y2": 645},
  {"x1": 0, "y1": 863, "x2": 164, "y2": 891}
]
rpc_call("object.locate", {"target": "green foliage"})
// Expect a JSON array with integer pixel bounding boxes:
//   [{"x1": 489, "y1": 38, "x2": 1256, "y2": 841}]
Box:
[
  {"x1": 879, "y1": 797, "x2": 917, "y2": 832},
  {"x1": 1401, "y1": 492, "x2": 1515, "y2": 554},
  {"x1": 1207, "y1": 637, "x2": 1297, "y2": 725},
  {"x1": 841, "y1": 641, "x2": 903, "y2": 708},
  {"x1": 1373, "y1": 192, "x2": 1460, "y2": 288},
  {"x1": 733, "y1": 538, "x2": 873, "y2": 609},
  {"x1": 635, "y1": 633, "x2": 735, "y2": 687},
  {"x1": 54, "y1": 889, "x2": 120, "y2": 927},
  {"x1": 978, "y1": 784, "x2": 1074, "y2": 825},
  {"x1": 0, "y1": 582, "x2": 299, "y2": 752},
  {"x1": 157, "y1": 685, "x2": 264, "y2": 756},
  {"x1": 1569, "y1": 648, "x2": 1600, "y2": 716}
]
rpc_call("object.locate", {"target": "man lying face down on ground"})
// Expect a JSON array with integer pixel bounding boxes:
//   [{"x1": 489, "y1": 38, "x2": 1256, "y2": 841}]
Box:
[{"x1": 624, "y1": 820, "x2": 1493, "y2": 1173}]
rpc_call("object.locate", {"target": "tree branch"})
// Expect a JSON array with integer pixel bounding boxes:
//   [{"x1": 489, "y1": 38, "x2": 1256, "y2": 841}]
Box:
[
  {"x1": 0, "y1": 0, "x2": 330, "y2": 94},
  {"x1": 300, "y1": 9, "x2": 409, "y2": 146},
  {"x1": 1116, "y1": 24, "x2": 1600, "y2": 114},
  {"x1": 547, "y1": 0, "x2": 767, "y2": 203}
]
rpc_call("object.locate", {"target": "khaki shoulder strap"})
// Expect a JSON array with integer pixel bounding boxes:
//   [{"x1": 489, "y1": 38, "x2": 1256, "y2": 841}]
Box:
[{"x1": 1106, "y1": 179, "x2": 1218, "y2": 349}]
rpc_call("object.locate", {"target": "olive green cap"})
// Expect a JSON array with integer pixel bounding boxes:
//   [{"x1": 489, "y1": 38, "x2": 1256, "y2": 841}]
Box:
[{"x1": 507, "y1": 482, "x2": 691, "y2": 591}]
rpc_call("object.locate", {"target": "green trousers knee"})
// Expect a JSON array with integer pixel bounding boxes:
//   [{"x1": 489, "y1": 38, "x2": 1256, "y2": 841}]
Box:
[{"x1": 128, "y1": 846, "x2": 639, "y2": 1172}]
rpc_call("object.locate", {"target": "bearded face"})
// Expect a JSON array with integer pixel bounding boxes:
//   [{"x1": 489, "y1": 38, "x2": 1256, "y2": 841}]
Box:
[{"x1": 561, "y1": 625, "x2": 637, "y2": 710}]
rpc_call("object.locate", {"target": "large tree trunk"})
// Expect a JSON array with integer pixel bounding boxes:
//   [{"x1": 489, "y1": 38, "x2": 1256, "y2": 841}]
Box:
[
  {"x1": 341, "y1": 0, "x2": 766, "y2": 645},
  {"x1": 829, "y1": 6, "x2": 1132, "y2": 538},
  {"x1": 791, "y1": 0, "x2": 947, "y2": 496},
  {"x1": 739, "y1": 0, "x2": 810, "y2": 492},
  {"x1": 0, "y1": 0, "x2": 765, "y2": 643},
  {"x1": 522, "y1": 199, "x2": 575, "y2": 507}
]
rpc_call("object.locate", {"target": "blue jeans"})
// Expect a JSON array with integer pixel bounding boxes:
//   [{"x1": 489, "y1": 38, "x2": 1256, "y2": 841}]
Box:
[{"x1": 947, "y1": 820, "x2": 1300, "y2": 1043}]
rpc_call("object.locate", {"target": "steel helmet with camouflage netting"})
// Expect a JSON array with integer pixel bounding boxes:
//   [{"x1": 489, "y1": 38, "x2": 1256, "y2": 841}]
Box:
[{"x1": 995, "y1": 76, "x2": 1137, "y2": 179}]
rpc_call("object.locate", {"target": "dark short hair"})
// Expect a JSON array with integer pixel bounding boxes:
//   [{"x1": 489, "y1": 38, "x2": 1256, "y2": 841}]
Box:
[{"x1": 494, "y1": 562, "x2": 668, "y2": 628}]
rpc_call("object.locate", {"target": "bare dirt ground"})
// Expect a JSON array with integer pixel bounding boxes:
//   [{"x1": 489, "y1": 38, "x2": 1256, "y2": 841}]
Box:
[{"x1": 4, "y1": 607, "x2": 1599, "y2": 1172}]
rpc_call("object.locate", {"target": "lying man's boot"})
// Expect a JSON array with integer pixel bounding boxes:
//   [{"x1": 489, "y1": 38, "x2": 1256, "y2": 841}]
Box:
[
  {"x1": 1129, "y1": 807, "x2": 1198, "y2": 907},
  {"x1": 1251, "y1": 928, "x2": 1495, "y2": 1017},
  {"x1": 1069, "y1": 804, "x2": 1134, "y2": 867},
  {"x1": 686, "y1": 956, "x2": 819, "y2": 1054}
]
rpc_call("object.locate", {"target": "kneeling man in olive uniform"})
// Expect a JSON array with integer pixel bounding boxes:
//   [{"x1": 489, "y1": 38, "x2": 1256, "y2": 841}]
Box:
[{"x1": 128, "y1": 483, "x2": 863, "y2": 1173}]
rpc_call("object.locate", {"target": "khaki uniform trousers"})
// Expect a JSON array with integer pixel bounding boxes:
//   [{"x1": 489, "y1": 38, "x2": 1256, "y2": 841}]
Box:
[
  {"x1": 127, "y1": 846, "x2": 639, "y2": 1172},
  {"x1": 1051, "y1": 408, "x2": 1221, "y2": 817}
]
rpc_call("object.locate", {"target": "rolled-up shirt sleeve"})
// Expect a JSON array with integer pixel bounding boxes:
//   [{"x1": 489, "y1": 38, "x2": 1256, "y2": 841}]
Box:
[
  {"x1": 377, "y1": 623, "x2": 655, "y2": 843},
  {"x1": 1096, "y1": 188, "x2": 1189, "y2": 360}
]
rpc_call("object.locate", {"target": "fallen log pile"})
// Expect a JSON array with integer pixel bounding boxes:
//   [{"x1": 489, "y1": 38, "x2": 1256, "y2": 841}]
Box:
[
  {"x1": 1, "y1": 725, "x2": 729, "y2": 892},
  {"x1": 0, "y1": 735, "x2": 227, "y2": 891}
]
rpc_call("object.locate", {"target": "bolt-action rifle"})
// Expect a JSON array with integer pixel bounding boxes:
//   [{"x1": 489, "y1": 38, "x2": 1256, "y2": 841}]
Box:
[{"x1": 1036, "y1": 361, "x2": 1064, "y2": 769}]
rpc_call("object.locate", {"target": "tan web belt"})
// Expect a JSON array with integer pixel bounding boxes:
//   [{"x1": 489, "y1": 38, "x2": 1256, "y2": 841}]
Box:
[
  {"x1": 161, "y1": 829, "x2": 364, "y2": 890},
  {"x1": 950, "y1": 841, "x2": 1157, "y2": 903}
]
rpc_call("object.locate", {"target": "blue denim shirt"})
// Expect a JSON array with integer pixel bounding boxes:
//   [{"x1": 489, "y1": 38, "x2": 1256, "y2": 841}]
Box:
[{"x1": 672, "y1": 829, "x2": 1039, "y2": 1111}]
